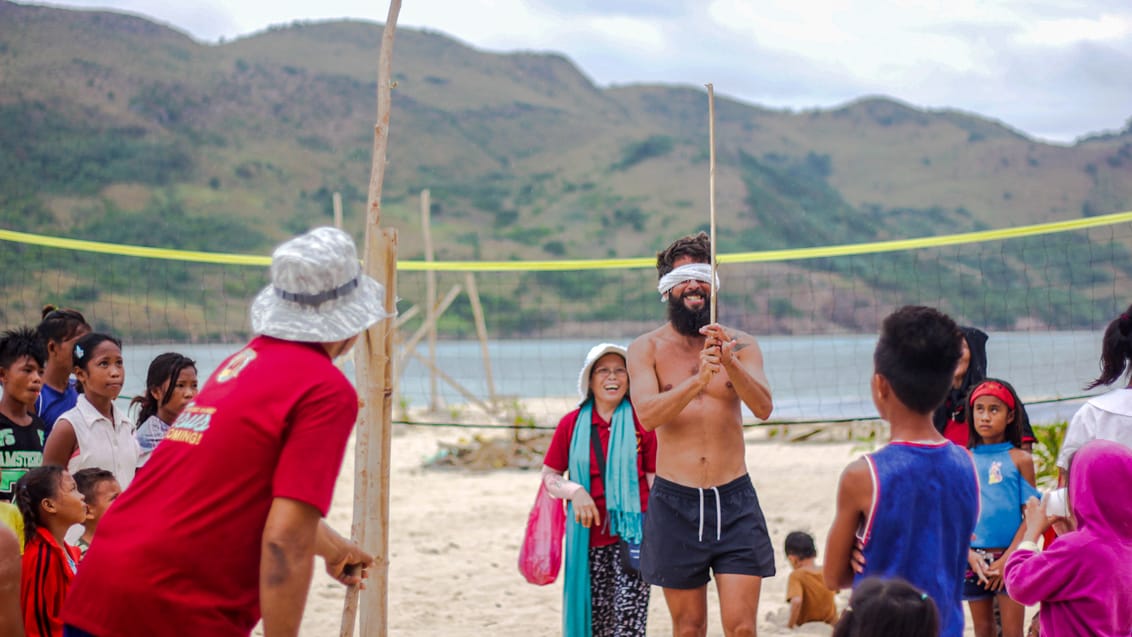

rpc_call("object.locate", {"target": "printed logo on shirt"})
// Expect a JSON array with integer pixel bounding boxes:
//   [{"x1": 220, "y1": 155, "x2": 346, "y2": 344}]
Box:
[
  {"x1": 165, "y1": 405, "x2": 216, "y2": 446},
  {"x1": 1, "y1": 461, "x2": 39, "y2": 494},
  {"x1": 217, "y1": 348, "x2": 257, "y2": 383},
  {"x1": 988, "y1": 460, "x2": 1003, "y2": 485}
]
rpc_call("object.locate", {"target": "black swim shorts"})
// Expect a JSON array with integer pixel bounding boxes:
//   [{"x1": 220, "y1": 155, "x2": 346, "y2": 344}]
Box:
[{"x1": 640, "y1": 474, "x2": 776, "y2": 589}]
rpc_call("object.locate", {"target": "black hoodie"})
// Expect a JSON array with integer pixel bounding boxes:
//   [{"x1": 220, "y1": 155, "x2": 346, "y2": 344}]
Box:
[{"x1": 933, "y1": 326, "x2": 989, "y2": 434}]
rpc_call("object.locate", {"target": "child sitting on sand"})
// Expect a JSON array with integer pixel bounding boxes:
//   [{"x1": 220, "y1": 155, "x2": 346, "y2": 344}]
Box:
[{"x1": 784, "y1": 531, "x2": 838, "y2": 628}]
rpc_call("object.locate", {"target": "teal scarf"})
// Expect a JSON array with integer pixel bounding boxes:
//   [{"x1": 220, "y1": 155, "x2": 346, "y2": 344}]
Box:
[{"x1": 563, "y1": 398, "x2": 642, "y2": 637}]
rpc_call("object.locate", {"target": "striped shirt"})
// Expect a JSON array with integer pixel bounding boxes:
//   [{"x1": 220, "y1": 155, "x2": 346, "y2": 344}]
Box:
[{"x1": 20, "y1": 527, "x2": 81, "y2": 637}]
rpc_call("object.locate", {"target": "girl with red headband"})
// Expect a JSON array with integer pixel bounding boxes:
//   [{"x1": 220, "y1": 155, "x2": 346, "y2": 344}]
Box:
[{"x1": 962, "y1": 378, "x2": 1039, "y2": 637}]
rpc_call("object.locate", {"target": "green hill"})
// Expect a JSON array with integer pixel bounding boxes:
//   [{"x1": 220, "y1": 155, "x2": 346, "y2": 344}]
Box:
[{"x1": 2, "y1": 1, "x2": 1131, "y2": 338}]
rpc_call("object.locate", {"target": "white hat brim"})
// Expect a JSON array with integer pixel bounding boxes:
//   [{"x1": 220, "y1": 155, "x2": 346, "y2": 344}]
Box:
[
  {"x1": 577, "y1": 343, "x2": 628, "y2": 404},
  {"x1": 250, "y1": 274, "x2": 394, "y2": 342}
]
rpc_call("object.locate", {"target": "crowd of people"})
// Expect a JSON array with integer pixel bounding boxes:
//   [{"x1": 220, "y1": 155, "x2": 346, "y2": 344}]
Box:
[
  {"x1": 1, "y1": 227, "x2": 1130, "y2": 637},
  {"x1": 0, "y1": 227, "x2": 387, "y2": 637},
  {"x1": 539, "y1": 232, "x2": 1132, "y2": 637}
]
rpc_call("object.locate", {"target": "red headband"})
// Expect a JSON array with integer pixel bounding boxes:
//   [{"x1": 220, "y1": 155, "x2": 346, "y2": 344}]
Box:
[{"x1": 970, "y1": 381, "x2": 1015, "y2": 410}]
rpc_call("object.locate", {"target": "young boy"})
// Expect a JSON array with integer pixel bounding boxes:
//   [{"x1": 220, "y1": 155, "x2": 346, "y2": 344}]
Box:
[
  {"x1": 72, "y1": 468, "x2": 121, "y2": 557},
  {"x1": 784, "y1": 531, "x2": 837, "y2": 628},
  {"x1": 0, "y1": 327, "x2": 48, "y2": 503},
  {"x1": 824, "y1": 306, "x2": 979, "y2": 637}
]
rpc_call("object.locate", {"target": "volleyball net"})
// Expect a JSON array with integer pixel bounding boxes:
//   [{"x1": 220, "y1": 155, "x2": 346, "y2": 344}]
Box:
[{"x1": 2, "y1": 209, "x2": 1131, "y2": 428}]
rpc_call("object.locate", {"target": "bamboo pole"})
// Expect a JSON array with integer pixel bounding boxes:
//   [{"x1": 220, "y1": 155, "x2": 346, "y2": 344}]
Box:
[
  {"x1": 420, "y1": 189, "x2": 439, "y2": 412},
  {"x1": 333, "y1": 191, "x2": 344, "y2": 229},
  {"x1": 406, "y1": 349, "x2": 496, "y2": 415},
  {"x1": 393, "y1": 304, "x2": 421, "y2": 329},
  {"x1": 464, "y1": 272, "x2": 497, "y2": 404},
  {"x1": 397, "y1": 284, "x2": 462, "y2": 370},
  {"x1": 343, "y1": 2, "x2": 402, "y2": 636},
  {"x1": 705, "y1": 83, "x2": 718, "y2": 325}
]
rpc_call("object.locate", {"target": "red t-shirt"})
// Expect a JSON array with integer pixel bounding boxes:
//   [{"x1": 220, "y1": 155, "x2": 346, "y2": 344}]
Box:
[
  {"x1": 63, "y1": 336, "x2": 358, "y2": 637},
  {"x1": 543, "y1": 405, "x2": 657, "y2": 547},
  {"x1": 22, "y1": 527, "x2": 80, "y2": 637},
  {"x1": 943, "y1": 418, "x2": 970, "y2": 447}
]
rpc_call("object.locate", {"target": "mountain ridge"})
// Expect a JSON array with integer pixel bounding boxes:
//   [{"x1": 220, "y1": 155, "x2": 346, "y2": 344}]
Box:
[{"x1": 2, "y1": 0, "x2": 1131, "y2": 337}]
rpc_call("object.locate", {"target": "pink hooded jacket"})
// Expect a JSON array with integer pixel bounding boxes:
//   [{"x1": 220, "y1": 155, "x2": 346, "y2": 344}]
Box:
[{"x1": 1004, "y1": 439, "x2": 1132, "y2": 636}]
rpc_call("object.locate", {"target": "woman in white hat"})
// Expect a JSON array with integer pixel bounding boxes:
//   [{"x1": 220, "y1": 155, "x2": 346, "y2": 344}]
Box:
[
  {"x1": 63, "y1": 227, "x2": 392, "y2": 637},
  {"x1": 542, "y1": 343, "x2": 657, "y2": 637}
]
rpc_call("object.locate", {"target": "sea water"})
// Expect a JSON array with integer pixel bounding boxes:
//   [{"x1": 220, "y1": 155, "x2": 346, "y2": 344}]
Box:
[{"x1": 119, "y1": 331, "x2": 1102, "y2": 425}]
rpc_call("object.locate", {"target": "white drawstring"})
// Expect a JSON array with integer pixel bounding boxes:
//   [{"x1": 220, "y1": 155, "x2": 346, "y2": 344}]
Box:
[
  {"x1": 697, "y1": 488, "x2": 705, "y2": 542},
  {"x1": 712, "y1": 486, "x2": 721, "y2": 541},
  {"x1": 696, "y1": 486, "x2": 723, "y2": 542}
]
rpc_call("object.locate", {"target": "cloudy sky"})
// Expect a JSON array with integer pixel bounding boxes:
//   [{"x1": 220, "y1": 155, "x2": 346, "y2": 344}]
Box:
[{"x1": 29, "y1": 0, "x2": 1132, "y2": 143}]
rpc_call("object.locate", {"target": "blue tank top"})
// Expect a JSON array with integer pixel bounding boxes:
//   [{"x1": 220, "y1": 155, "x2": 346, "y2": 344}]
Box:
[
  {"x1": 971, "y1": 442, "x2": 1039, "y2": 548},
  {"x1": 36, "y1": 378, "x2": 78, "y2": 437},
  {"x1": 855, "y1": 441, "x2": 978, "y2": 637}
]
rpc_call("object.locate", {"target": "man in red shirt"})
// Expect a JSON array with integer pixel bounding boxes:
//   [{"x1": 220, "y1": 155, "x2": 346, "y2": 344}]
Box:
[{"x1": 63, "y1": 227, "x2": 393, "y2": 637}]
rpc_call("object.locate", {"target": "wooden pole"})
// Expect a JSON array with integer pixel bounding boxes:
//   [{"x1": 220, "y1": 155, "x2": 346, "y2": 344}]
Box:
[
  {"x1": 397, "y1": 284, "x2": 462, "y2": 369},
  {"x1": 420, "y1": 189, "x2": 439, "y2": 412},
  {"x1": 343, "y1": 2, "x2": 402, "y2": 636},
  {"x1": 464, "y1": 272, "x2": 497, "y2": 405},
  {"x1": 406, "y1": 349, "x2": 496, "y2": 415},
  {"x1": 705, "y1": 83, "x2": 718, "y2": 325},
  {"x1": 333, "y1": 191, "x2": 344, "y2": 229}
]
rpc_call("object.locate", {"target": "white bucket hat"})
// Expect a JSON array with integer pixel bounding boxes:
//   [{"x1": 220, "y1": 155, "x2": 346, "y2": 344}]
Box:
[
  {"x1": 250, "y1": 227, "x2": 394, "y2": 342},
  {"x1": 577, "y1": 343, "x2": 629, "y2": 404}
]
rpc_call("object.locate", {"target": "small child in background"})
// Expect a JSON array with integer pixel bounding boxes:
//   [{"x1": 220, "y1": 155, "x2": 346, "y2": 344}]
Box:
[
  {"x1": 784, "y1": 531, "x2": 837, "y2": 628},
  {"x1": 964, "y1": 379, "x2": 1039, "y2": 637},
  {"x1": 0, "y1": 328, "x2": 48, "y2": 504},
  {"x1": 831, "y1": 577, "x2": 939, "y2": 637},
  {"x1": 132, "y1": 353, "x2": 198, "y2": 465},
  {"x1": 15, "y1": 465, "x2": 86, "y2": 637},
  {"x1": 33, "y1": 306, "x2": 91, "y2": 436},
  {"x1": 71, "y1": 468, "x2": 121, "y2": 558}
]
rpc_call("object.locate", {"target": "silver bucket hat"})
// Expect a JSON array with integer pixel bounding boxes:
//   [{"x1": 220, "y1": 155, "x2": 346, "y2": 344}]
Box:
[
  {"x1": 250, "y1": 227, "x2": 394, "y2": 342},
  {"x1": 577, "y1": 342, "x2": 628, "y2": 404}
]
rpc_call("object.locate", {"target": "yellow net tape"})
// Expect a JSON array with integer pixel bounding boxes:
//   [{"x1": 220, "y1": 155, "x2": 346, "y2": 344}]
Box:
[{"x1": 2, "y1": 209, "x2": 1131, "y2": 272}]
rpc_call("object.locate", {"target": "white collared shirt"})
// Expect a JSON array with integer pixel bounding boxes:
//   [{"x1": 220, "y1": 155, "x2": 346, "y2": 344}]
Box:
[
  {"x1": 1057, "y1": 388, "x2": 1132, "y2": 469},
  {"x1": 58, "y1": 394, "x2": 140, "y2": 488}
]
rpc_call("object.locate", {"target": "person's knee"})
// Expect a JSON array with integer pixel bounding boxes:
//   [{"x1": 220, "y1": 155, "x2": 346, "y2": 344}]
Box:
[
  {"x1": 672, "y1": 616, "x2": 707, "y2": 637},
  {"x1": 669, "y1": 605, "x2": 708, "y2": 637},
  {"x1": 971, "y1": 615, "x2": 996, "y2": 637},
  {"x1": 721, "y1": 616, "x2": 756, "y2": 637}
]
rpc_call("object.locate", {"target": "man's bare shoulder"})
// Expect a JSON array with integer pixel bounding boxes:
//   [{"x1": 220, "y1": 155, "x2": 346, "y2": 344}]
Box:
[
  {"x1": 629, "y1": 324, "x2": 671, "y2": 351},
  {"x1": 723, "y1": 326, "x2": 762, "y2": 350}
]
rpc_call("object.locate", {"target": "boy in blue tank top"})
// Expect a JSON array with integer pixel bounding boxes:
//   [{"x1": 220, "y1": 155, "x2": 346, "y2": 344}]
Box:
[{"x1": 824, "y1": 306, "x2": 979, "y2": 637}]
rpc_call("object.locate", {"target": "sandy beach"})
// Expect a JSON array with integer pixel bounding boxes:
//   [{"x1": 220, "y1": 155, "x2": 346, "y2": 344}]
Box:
[{"x1": 273, "y1": 414, "x2": 1027, "y2": 636}]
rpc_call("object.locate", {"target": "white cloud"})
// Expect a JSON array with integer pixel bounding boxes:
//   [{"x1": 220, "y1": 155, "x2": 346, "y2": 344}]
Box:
[
  {"x1": 1014, "y1": 14, "x2": 1132, "y2": 47},
  {"x1": 17, "y1": 0, "x2": 1132, "y2": 141}
]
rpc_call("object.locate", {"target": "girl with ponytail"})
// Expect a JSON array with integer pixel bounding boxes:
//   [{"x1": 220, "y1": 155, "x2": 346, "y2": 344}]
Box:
[
  {"x1": 132, "y1": 353, "x2": 197, "y2": 465},
  {"x1": 15, "y1": 465, "x2": 85, "y2": 637},
  {"x1": 1056, "y1": 304, "x2": 1132, "y2": 476}
]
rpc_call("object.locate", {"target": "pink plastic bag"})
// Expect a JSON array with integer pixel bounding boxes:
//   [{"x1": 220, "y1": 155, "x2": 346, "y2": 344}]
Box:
[{"x1": 518, "y1": 482, "x2": 565, "y2": 585}]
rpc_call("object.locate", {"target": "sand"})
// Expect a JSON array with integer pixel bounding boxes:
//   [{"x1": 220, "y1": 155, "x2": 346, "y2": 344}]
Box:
[{"x1": 263, "y1": 417, "x2": 1027, "y2": 636}]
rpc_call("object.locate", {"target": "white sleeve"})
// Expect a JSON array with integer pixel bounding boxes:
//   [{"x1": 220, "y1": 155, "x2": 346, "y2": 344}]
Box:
[{"x1": 1057, "y1": 404, "x2": 1096, "y2": 469}]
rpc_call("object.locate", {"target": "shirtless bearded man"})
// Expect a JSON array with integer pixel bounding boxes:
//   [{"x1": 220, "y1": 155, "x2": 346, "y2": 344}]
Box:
[{"x1": 628, "y1": 232, "x2": 775, "y2": 637}]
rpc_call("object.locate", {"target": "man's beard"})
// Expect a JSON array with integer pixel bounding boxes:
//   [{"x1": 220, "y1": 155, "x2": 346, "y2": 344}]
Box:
[{"x1": 668, "y1": 293, "x2": 710, "y2": 336}]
